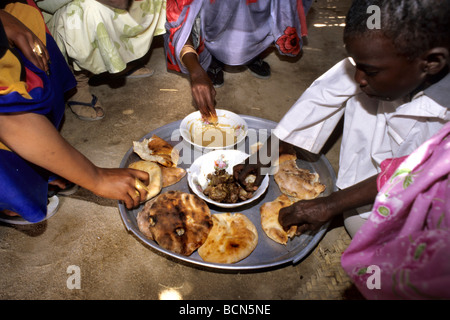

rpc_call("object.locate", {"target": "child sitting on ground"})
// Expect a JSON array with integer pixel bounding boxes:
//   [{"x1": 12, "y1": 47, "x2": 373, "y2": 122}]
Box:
[{"x1": 234, "y1": 0, "x2": 449, "y2": 237}]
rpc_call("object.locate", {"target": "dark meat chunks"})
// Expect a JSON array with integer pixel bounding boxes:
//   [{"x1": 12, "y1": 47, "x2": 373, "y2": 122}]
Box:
[{"x1": 203, "y1": 169, "x2": 254, "y2": 203}]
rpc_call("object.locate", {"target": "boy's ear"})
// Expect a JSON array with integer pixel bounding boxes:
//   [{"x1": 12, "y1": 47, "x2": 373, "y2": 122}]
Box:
[{"x1": 422, "y1": 47, "x2": 449, "y2": 75}]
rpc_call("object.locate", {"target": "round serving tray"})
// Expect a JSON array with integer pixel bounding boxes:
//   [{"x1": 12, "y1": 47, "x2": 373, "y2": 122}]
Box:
[{"x1": 118, "y1": 115, "x2": 337, "y2": 271}]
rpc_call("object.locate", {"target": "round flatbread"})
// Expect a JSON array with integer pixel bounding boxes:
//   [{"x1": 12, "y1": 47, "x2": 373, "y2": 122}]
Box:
[
  {"x1": 260, "y1": 194, "x2": 298, "y2": 245},
  {"x1": 137, "y1": 191, "x2": 213, "y2": 256},
  {"x1": 198, "y1": 213, "x2": 258, "y2": 264},
  {"x1": 136, "y1": 196, "x2": 159, "y2": 240},
  {"x1": 128, "y1": 160, "x2": 163, "y2": 202}
]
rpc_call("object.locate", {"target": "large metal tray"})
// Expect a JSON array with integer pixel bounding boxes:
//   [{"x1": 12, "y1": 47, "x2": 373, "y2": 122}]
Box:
[{"x1": 118, "y1": 115, "x2": 337, "y2": 271}]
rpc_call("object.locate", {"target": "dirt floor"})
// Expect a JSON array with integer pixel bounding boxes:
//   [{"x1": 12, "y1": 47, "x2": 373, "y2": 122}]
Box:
[{"x1": 0, "y1": 0, "x2": 366, "y2": 300}]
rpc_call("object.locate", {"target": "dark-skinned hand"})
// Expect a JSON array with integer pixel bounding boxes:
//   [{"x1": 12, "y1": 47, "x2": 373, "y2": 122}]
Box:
[
  {"x1": 0, "y1": 10, "x2": 49, "y2": 72},
  {"x1": 233, "y1": 162, "x2": 266, "y2": 192},
  {"x1": 278, "y1": 197, "x2": 334, "y2": 233},
  {"x1": 189, "y1": 66, "x2": 217, "y2": 120}
]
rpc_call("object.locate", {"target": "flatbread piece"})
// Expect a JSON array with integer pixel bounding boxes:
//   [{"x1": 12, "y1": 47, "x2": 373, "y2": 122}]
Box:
[
  {"x1": 136, "y1": 191, "x2": 213, "y2": 256},
  {"x1": 133, "y1": 135, "x2": 179, "y2": 167},
  {"x1": 274, "y1": 156, "x2": 325, "y2": 200},
  {"x1": 159, "y1": 165, "x2": 186, "y2": 187},
  {"x1": 260, "y1": 194, "x2": 298, "y2": 245},
  {"x1": 198, "y1": 213, "x2": 258, "y2": 264}
]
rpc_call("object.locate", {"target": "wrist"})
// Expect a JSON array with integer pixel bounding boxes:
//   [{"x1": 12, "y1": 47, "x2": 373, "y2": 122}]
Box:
[
  {"x1": 188, "y1": 62, "x2": 206, "y2": 78},
  {"x1": 180, "y1": 45, "x2": 198, "y2": 68},
  {"x1": 326, "y1": 192, "x2": 347, "y2": 217},
  {"x1": 80, "y1": 165, "x2": 104, "y2": 194}
]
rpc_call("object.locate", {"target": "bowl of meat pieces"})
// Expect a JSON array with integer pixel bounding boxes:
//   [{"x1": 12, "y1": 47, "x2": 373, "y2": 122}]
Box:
[{"x1": 187, "y1": 150, "x2": 269, "y2": 208}]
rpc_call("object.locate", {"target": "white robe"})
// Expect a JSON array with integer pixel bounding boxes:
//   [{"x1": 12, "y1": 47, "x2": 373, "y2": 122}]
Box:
[
  {"x1": 274, "y1": 58, "x2": 449, "y2": 217},
  {"x1": 47, "y1": 0, "x2": 166, "y2": 74}
]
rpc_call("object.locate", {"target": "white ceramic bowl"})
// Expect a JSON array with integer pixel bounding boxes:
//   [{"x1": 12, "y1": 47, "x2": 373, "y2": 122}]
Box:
[
  {"x1": 180, "y1": 109, "x2": 248, "y2": 150},
  {"x1": 187, "y1": 150, "x2": 269, "y2": 208}
]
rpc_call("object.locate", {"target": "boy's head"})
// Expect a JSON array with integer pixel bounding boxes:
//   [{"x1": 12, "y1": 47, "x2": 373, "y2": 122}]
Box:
[{"x1": 343, "y1": 0, "x2": 449, "y2": 101}]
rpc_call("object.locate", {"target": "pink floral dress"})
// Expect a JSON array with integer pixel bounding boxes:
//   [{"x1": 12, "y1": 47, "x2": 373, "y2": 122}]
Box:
[{"x1": 341, "y1": 121, "x2": 450, "y2": 299}]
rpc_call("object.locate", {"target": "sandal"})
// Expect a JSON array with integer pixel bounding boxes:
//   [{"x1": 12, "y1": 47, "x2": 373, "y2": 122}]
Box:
[
  {"x1": 0, "y1": 195, "x2": 60, "y2": 225},
  {"x1": 48, "y1": 181, "x2": 79, "y2": 197},
  {"x1": 67, "y1": 94, "x2": 105, "y2": 121}
]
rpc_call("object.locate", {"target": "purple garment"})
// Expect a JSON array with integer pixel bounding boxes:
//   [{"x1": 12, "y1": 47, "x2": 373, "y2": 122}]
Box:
[
  {"x1": 164, "y1": 0, "x2": 311, "y2": 73},
  {"x1": 341, "y1": 121, "x2": 450, "y2": 299}
]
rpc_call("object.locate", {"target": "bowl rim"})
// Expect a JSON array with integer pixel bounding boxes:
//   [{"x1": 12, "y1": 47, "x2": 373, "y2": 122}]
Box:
[
  {"x1": 186, "y1": 149, "x2": 269, "y2": 208},
  {"x1": 179, "y1": 109, "x2": 248, "y2": 150}
]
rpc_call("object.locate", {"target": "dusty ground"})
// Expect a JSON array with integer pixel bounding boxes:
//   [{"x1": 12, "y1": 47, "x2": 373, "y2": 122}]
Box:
[{"x1": 0, "y1": 0, "x2": 365, "y2": 300}]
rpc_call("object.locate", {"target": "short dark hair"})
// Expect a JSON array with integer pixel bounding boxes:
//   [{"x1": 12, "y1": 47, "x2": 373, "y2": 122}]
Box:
[{"x1": 344, "y1": 0, "x2": 450, "y2": 59}]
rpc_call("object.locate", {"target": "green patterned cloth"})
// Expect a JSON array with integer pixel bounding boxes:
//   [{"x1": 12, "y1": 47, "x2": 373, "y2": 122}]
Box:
[{"x1": 47, "y1": 0, "x2": 166, "y2": 74}]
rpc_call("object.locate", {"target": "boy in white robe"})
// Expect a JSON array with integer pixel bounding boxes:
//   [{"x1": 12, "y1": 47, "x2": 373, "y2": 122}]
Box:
[{"x1": 234, "y1": 0, "x2": 450, "y2": 237}]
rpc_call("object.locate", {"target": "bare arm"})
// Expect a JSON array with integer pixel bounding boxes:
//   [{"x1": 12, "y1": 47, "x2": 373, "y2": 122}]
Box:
[
  {"x1": 0, "y1": 112, "x2": 149, "y2": 209},
  {"x1": 181, "y1": 37, "x2": 217, "y2": 119},
  {"x1": 278, "y1": 175, "x2": 379, "y2": 232},
  {"x1": 233, "y1": 131, "x2": 378, "y2": 232}
]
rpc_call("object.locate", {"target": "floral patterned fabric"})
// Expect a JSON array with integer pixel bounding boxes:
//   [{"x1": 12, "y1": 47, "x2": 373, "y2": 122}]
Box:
[
  {"x1": 341, "y1": 121, "x2": 450, "y2": 299},
  {"x1": 48, "y1": 0, "x2": 166, "y2": 74},
  {"x1": 164, "y1": 0, "x2": 312, "y2": 73}
]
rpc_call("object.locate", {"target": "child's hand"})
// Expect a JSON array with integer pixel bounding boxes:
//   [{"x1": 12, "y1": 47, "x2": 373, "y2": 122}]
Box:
[
  {"x1": 92, "y1": 168, "x2": 149, "y2": 209},
  {"x1": 233, "y1": 162, "x2": 265, "y2": 191},
  {"x1": 278, "y1": 197, "x2": 334, "y2": 233}
]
